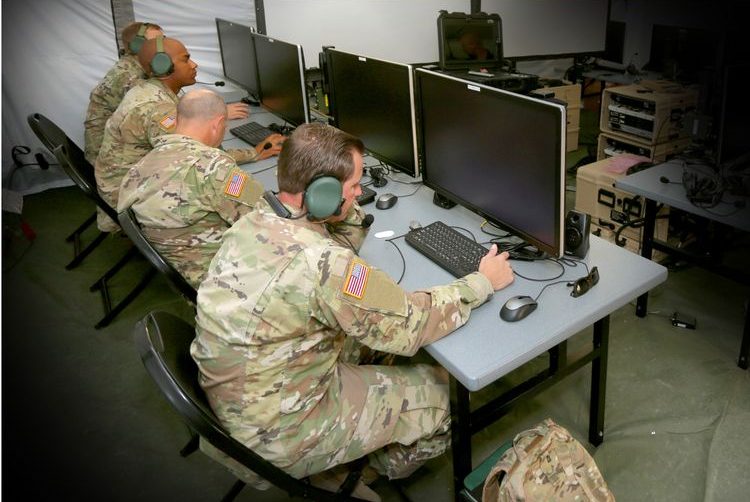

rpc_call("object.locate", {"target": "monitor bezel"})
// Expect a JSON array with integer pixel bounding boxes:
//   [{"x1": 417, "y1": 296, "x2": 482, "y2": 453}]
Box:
[
  {"x1": 326, "y1": 48, "x2": 420, "y2": 178},
  {"x1": 414, "y1": 68, "x2": 566, "y2": 258},
  {"x1": 215, "y1": 18, "x2": 259, "y2": 98},
  {"x1": 251, "y1": 33, "x2": 310, "y2": 126}
]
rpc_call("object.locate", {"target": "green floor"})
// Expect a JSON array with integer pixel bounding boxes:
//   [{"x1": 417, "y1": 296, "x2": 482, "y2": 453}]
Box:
[{"x1": 3, "y1": 115, "x2": 749, "y2": 500}]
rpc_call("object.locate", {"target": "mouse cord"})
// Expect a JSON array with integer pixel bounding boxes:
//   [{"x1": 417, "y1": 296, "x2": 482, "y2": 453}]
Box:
[
  {"x1": 532, "y1": 280, "x2": 571, "y2": 302},
  {"x1": 395, "y1": 183, "x2": 423, "y2": 198},
  {"x1": 385, "y1": 233, "x2": 408, "y2": 284}
]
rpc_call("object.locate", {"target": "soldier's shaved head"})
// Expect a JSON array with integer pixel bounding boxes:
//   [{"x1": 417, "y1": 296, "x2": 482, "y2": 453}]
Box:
[{"x1": 177, "y1": 89, "x2": 227, "y2": 121}]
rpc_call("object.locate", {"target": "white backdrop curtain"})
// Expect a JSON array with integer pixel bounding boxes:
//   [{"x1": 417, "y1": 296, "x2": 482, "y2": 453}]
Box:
[{"x1": 2, "y1": 0, "x2": 255, "y2": 195}]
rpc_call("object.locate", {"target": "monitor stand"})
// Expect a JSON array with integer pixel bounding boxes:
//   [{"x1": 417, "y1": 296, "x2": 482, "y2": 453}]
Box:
[
  {"x1": 241, "y1": 95, "x2": 260, "y2": 106},
  {"x1": 433, "y1": 193, "x2": 456, "y2": 209}
]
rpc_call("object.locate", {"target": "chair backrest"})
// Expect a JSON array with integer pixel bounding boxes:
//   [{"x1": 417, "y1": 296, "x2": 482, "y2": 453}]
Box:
[
  {"x1": 27, "y1": 113, "x2": 68, "y2": 153},
  {"x1": 53, "y1": 141, "x2": 118, "y2": 222},
  {"x1": 118, "y1": 208, "x2": 197, "y2": 305},
  {"x1": 134, "y1": 311, "x2": 357, "y2": 501}
]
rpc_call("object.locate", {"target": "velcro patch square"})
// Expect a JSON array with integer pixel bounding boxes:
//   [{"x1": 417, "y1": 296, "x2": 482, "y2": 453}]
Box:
[
  {"x1": 342, "y1": 259, "x2": 370, "y2": 299},
  {"x1": 159, "y1": 114, "x2": 176, "y2": 130},
  {"x1": 224, "y1": 171, "x2": 247, "y2": 197}
]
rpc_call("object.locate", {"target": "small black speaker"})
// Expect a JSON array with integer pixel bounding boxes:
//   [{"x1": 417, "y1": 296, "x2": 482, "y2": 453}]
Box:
[{"x1": 565, "y1": 209, "x2": 591, "y2": 258}]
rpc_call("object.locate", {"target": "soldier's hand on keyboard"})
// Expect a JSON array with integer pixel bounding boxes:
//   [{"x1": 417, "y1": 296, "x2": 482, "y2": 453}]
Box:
[
  {"x1": 227, "y1": 102, "x2": 250, "y2": 120},
  {"x1": 255, "y1": 134, "x2": 286, "y2": 160},
  {"x1": 478, "y1": 244, "x2": 514, "y2": 290}
]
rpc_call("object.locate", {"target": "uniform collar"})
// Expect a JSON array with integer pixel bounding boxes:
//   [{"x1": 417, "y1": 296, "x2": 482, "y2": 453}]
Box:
[
  {"x1": 152, "y1": 134, "x2": 199, "y2": 148},
  {"x1": 256, "y1": 197, "x2": 332, "y2": 238},
  {"x1": 145, "y1": 78, "x2": 179, "y2": 101}
]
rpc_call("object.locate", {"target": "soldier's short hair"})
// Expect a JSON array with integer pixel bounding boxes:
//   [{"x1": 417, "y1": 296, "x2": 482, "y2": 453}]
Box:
[
  {"x1": 121, "y1": 22, "x2": 163, "y2": 50},
  {"x1": 177, "y1": 89, "x2": 228, "y2": 122},
  {"x1": 278, "y1": 123, "x2": 364, "y2": 194}
]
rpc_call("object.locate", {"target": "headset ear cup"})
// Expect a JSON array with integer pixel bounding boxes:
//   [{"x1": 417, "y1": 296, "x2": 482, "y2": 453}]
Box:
[
  {"x1": 304, "y1": 176, "x2": 343, "y2": 220},
  {"x1": 129, "y1": 35, "x2": 145, "y2": 55},
  {"x1": 150, "y1": 52, "x2": 174, "y2": 77}
]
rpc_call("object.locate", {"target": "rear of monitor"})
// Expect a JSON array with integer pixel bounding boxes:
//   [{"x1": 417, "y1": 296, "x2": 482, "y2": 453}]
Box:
[
  {"x1": 437, "y1": 11, "x2": 503, "y2": 71},
  {"x1": 215, "y1": 18, "x2": 260, "y2": 100},
  {"x1": 325, "y1": 49, "x2": 420, "y2": 178},
  {"x1": 716, "y1": 62, "x2": 750, "y2": 169},
  {"x1": 252, "y1": 33, "x2": 310, "y2": 126},
  {"x1": 415, "y1": 68, "x2": 566, "y2": 258}
]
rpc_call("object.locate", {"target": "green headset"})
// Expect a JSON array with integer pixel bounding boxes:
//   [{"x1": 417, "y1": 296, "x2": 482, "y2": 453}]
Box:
[
  {"x1": 304, "y1": 176, "x2": 344, "y2": 220},
  {"x1": 149, "y1": 37, "x2": 174, "y2": 77},
  {"x1": 128, "y1": 23, "x2": 151, "y2": 54}
]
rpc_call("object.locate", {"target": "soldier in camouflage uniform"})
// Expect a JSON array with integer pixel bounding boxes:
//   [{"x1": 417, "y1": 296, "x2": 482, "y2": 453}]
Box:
[
  {"x1": 95, "y1": 37, "x2": 280, "y2": 232},
  {"x1": 118, "y1": 89, "x2": 283, "y2": 288},
  {"x1": 192, "y1": 124, "x2": 515, "y2": 487},
  {"x1": 84, "y1": 22, "x2": 163, "y2": 164}
]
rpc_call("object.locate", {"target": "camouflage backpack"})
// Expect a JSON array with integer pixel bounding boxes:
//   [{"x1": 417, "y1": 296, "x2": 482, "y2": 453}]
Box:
[{"x1": 482, "y1": 418, "x2": 615, "y2": 501}]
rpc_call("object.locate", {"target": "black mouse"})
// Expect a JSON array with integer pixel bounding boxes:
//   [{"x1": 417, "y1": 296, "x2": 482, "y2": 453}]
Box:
[
  {"x1": 500, "y1": 295, "x2": 538, "y2": 322},
  {"x1": 375, "y1": 193, "x2": 398, "y2": 210}
]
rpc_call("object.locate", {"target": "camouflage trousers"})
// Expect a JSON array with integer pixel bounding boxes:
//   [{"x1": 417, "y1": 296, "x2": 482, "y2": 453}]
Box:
[{"x1": 284, "y1": 361, "x2": 452, "y2": 480}]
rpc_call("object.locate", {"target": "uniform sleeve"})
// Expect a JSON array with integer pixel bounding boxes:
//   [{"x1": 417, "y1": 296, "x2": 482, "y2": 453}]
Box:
[
  {"x1": 327, "y1": 203, "x2": 369, "y2": 251},
  {"x1": 224, "y1": 147, "x2": 260, "y2": 165},
  {"x1": 313, "y1": 248, "x2": 494, "y2": 356},
  {"x1": 208, "y1": 155, "x2": 264, "y2": 224},
  {"x1": 145, "y1": 102, "x2": 178, "y2": 146}
]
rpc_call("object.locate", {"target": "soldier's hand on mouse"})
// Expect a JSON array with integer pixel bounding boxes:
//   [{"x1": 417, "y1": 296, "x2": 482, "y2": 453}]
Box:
[
  {"x1": 478, "y1": 244, "x2": 514, "y2": 290},
  {"x1": 255, "y1": 134, "x2": 286, "y2": 160},
  {"x1": 227, "y1": 102, "x2": 250, "y2": 120}
]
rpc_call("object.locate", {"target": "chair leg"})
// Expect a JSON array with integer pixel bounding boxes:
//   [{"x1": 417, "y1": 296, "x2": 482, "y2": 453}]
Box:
[
  {"x1": 91, "y1": 246, "x2": 139, "y2": 292},
  {"x1": 66, "y1": 229, "x2": 109, "y2": 270},
  {"x1": 66, "y1": 211, "x2": 96, "y2": 243},
  {"x1": 220, "y1": 480, "x2": 245, "y2": 502},
  {"x1": 180, "y1": 433, "x2": 200, "y2": 457},
  {"x1": 95, "y1": 268, "x2": 157, "y2": 329}
]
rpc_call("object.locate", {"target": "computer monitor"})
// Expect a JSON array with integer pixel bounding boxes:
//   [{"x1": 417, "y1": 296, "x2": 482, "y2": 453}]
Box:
[
  {"x1": 645, "y1": 24, "x2": 720, "y2": 83},
  {"x1": 251, "y1": 33, "x2": 310, "y2": 126},
  {"x1": 415, "y1": 68, "x2": 566, "y2": 257},
  {"x1": 215, "y1": 18, "x2": 259, "y2": 99},
  {"x1": 437, "y1": 12, "x2": 503, "y2": 70},
  {"x1": 716, "y1": 63, "x2": 750, "y2": 168},
  {"x1": 325, "y1": 49, "x2": 419, "y2": 178}
]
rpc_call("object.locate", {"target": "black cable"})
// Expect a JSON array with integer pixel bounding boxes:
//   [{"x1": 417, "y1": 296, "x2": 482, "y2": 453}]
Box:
[
  {"x1": 450, "y1": 225, "x2": 477, "y2": 243},
  {"x1": 385, "y1": 234, "x2": 408, "y2": 284},
  {"x1": 532, "y1": 279, "x2": 571, "y2": 302},
  {"x1": 513, "y1": 258, "x2": 566, "y2": 282}
]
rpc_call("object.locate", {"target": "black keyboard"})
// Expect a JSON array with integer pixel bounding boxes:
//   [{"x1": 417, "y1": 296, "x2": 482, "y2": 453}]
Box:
[
  {"x1": 405, "y1": 221, "x2": 487, "y2": 278},
  {"x1": 229, "y1": 122, "x2": 275, "y2": 146}
]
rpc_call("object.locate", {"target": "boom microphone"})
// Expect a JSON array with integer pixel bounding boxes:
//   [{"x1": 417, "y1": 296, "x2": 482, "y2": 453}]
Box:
[
  {"x1": 196, "y1": 80, "x2": 225, "y2": 86},
  {"x1": 340, "y1": 214, "x2": 374, "y2": 228}
]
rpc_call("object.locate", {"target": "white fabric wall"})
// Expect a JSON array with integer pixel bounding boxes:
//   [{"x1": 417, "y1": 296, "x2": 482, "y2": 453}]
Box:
[{"x1": 2, "y1": 0, "x2": 255, "y2": 194}]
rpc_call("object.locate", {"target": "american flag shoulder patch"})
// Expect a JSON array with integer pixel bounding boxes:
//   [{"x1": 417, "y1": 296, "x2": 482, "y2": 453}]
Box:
[
  {"x1": 224, "y1": 171, "x2": 247, "y2": 197},
  {"x1": 159, "y1": 114, "x2": 176, "y2": 130},
  {"x1": 342, "y1": 259, "x2": 370, "y2": 299}
]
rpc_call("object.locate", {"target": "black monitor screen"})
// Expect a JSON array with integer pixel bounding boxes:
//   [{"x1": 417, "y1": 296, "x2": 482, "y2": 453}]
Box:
[
  {"x1": 415, "y1": 69, "x2": 565, "y2": 257},
  {"x1": 252, "y1": 33, "x2": 309, "y2": 126},
  {"x1": 215, "y1": 19, "x2": 259, "y2": 98},
  {"x1": 326, "y1": 50, "x2": 419, "y2": 177},
  {"x1": 717, "y1": 63, "x2": 750, "y2": 167},
  {"x1": 645, "y1": 24, "x2": 720, "y2": 83},
  {"x1": 438, "y1": 14, "x2": 502, "y2": 70}
]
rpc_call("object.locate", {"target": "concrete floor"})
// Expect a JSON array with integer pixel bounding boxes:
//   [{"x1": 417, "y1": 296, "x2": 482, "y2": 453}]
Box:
[{"x1": 3, "y1": 116, "x2": 749, "y2": 500}]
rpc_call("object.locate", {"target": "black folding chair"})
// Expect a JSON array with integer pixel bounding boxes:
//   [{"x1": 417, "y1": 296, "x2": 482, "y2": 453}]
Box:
[
  {"x1": 53, "y1": 142, "x2": 155, "y2": 329},
  {"x1": 134, "y1": 311, "x2": 368, "y2": 501},
  {"x1": 118, "y1": 208, "x2": 197, "y2": 305},
  {"x1": 27, "y1": 113, "x2": 102, "y2": 269}
]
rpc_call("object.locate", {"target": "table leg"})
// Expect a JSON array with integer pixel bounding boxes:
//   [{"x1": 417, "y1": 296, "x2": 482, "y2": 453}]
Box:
[
  {"x1": 589, "y1": 316, "x2": 610, "y2": 446},
  {"x1": 450, "y1": 376, "x2": 472, "y2": 500},
  {"x1": 636, "y1": 199, "x2": 658, "y2": 318},
  {"x1": 739, "y1": 300, "x2": 749, "y2": 370}
]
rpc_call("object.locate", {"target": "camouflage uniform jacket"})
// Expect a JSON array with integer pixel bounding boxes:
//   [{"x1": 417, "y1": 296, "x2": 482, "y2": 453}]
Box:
[
  {"x1": 191, "y1": 198, "x2": 494, "y2": 470},
  {"x1": 84, "y1": 54, "x2": 146, "y2": 164},
  {"x1": 95, "y1": 78, "x2": 179, "y2": 215},
  {"x1": 118, "y1": 134, "x2": 264, "y2": 288}
]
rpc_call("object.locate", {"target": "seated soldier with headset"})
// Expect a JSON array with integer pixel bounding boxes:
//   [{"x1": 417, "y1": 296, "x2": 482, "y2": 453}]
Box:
[
  {"x1": 191, "y1": 123, "x2": 514, "y2": 495},
  {"x1": 118, "y1": 88, "x2": 267, "y2": 289},
  {"x1": 95, "y1": 36, "x2": 282, "y2": 232}
]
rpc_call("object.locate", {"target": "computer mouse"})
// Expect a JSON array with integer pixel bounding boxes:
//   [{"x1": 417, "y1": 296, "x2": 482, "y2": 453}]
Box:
[
  {"x1": 375, "y1": 193, "x2": 398, "y2": 210},
  {"x1": 500, "y1": 295, "x2": 538, "y2": 322}
]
